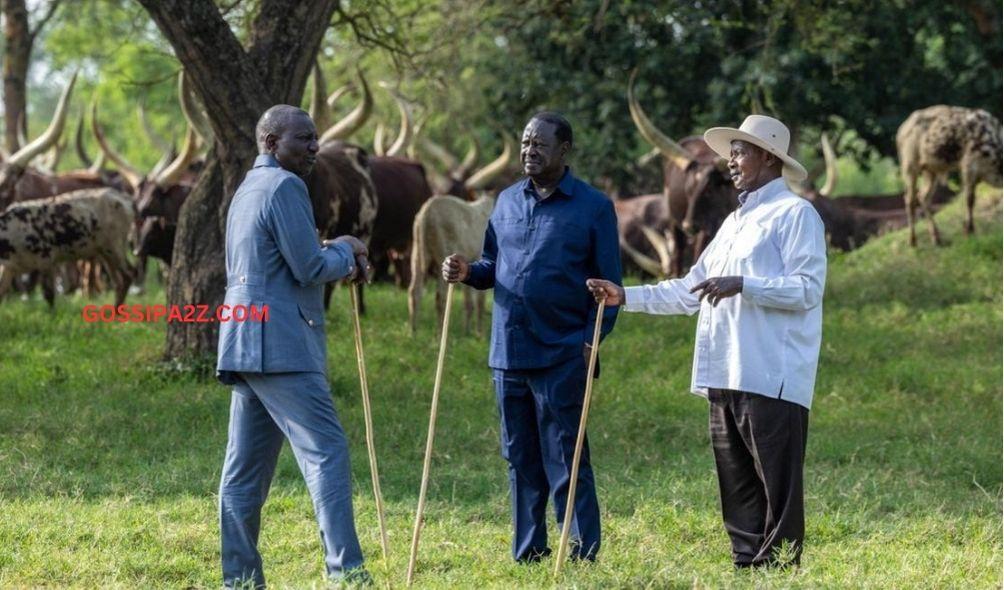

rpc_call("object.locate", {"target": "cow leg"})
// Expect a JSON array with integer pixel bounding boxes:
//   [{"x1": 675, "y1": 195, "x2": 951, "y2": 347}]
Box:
[
  {"x1": 435, "y1": 279, "x2": 445, "y2": 325},
  {"x1": 42, "y1": 272, "x2": 56, "y2": 308},
  {"x1": 961, "y1": 166, "x2": 976, "y2": 235},
  {"x1": 0, "y1": 265, "x2": 13, "y2": 302},
  {"x1": 475, "y1": 290, "x2": 485, "y2": 337},
  {"x1": 693, "y1": 230, "x2": 710, "y2": 261},
  {"x1": 99, "y1": 250, "x2": 133, "y2": 307},
  {"x1": 323, "y1": 282, "x2": 335, "y2": 311},
  {"x1": 670, "y1": 229, "x2": 685, "y2": 277},
  {"x1": 407, "y1": 270, "x2": 423, "y2": 336},
  {"x1": 357, "y1": 284, "x2": 366, "y2": 316},
  {"x1": 901, "y1": 167, "x2": 919, "y2": 247},
  {"x1": 132, "y1": 255, "x2": 148, "y2": 295},
  {"x1": 918, "y1": 172, "x2": 943, "y2": 246},
  {"x1": 462, "y1": 285, "x2": 473, "y2": 335}
]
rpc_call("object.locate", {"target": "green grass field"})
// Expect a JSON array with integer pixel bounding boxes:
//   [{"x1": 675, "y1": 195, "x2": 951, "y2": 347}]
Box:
[{"x1": 1, "y1": 191, "x2": 1001, "y2": 589}]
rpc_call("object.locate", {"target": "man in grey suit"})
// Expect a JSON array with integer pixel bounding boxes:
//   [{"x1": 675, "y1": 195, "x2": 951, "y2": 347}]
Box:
[{"x1": 216, "y1": 104, "x2": 370, "y2": 588}]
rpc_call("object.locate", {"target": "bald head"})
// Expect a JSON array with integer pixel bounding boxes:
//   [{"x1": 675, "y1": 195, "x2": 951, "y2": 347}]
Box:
[
  {"x1": 256, "y1": 105, "x2": 312, "y2": 153},
  {"x1": 256, "y1": 104, "x2": 319, "y2": 176}
]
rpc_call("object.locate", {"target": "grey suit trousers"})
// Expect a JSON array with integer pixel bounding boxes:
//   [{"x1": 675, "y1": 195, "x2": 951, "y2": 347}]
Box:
[{"x1": 219, "y1": 371, "x2": 364, "y2": 588}]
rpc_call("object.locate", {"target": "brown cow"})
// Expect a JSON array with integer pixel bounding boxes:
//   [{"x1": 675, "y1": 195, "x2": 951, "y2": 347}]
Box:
[
  {"x1": 627, "y1": 70, "x2": 738, "y2": 277},
  {"x1": 897, "y1": 105, "x2": 1002, "y2": 245}
]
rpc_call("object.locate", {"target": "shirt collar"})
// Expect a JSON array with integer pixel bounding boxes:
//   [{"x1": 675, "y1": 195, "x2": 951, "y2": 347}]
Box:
[
  {"x1": 523, "y1": 166, "x2": 575, "y2": 200},
  {"x1": 254, "y1": 154, "x2": 280, "y2": 169},
  {"x1": 738, "y1": 176, "x2": 787, "y2": 211}
]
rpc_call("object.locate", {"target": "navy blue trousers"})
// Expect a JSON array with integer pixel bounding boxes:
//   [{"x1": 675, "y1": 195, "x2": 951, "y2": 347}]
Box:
[{"x1": 493, "y1": 354, "x2": 600, "y2": 562}]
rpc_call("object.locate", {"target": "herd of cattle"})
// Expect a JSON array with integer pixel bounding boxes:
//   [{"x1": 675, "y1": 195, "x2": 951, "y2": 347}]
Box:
[{"x1": 0, "y1": 66, "x2": 1000, "y2": 333}]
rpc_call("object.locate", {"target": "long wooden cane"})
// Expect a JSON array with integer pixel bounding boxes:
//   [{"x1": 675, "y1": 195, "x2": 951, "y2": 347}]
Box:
[
  {"x1": 553, "y1": 298, "x2": 606, "y2": 576},
  {"x1": 406, "y1": 282, "x2": 455, "y2": 585},
  {"x1": 349, "y1": 283, "x2": 390, "y2": 560}
]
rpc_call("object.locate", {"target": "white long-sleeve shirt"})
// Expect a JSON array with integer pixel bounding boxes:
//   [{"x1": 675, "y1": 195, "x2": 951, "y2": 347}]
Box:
[{"x1": 623, "y1": 177, "x2": 827, "y2": 409}]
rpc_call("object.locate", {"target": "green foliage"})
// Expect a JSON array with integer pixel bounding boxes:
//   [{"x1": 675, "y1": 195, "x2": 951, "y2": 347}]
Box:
[
  {"x1": 0, "y1": 191, "x2": 1000, "y2": 587},
  {"x1": 15, "y1": 0, "x2": 1000, "y2": 196}
]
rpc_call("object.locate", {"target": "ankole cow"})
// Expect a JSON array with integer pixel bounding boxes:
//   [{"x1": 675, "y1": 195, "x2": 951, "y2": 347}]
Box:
[
  {"x1": 0, "y1": 188, "x2": 135, "y2": 307},
  {"x1": 627, "y1": 69, "x2": 738, "y2": 277},
  {"x1": 896, "y1": 105, "x2": 1002, "y2": 246}
]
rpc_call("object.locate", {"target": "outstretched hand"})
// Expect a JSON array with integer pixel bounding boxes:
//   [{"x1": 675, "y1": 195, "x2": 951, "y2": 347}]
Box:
[{"x1": 690, "y1": 276, "x2": 743, "y2": 306}]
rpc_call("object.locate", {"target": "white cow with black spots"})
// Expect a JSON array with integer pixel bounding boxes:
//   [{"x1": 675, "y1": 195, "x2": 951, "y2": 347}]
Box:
[
  {"x1": 897, "y1": 105, "x2": 1002, "y2": 246},
  {"x1": 0, "y1": 188, "x2": 135, "y2": 306}
]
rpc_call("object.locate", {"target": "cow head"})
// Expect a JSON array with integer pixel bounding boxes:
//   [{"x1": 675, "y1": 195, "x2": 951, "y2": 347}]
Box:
[
  {"x1": 91, "y1": 99, "x2": 200, "y2": 224},
  {"x1": 0, "y1": 72, "x2": 77, "y2": 210},
  {"x1": 135, "y1": 215, "x2": 176, "y2": 264},
  {"x1": 420, "y1": 133, "x2": 514, "y2": 199}
]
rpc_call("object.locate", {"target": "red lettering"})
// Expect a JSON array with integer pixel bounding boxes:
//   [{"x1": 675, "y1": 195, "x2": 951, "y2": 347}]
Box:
[
  {"x1": 250, "y1": 304, "x2": 269, "y2": 322},
  {"x1": 151, "y1": 305, "x2": 166, "y2": 322},
  {"x1": 99, "y1": 305, "x2": 115, "y2": 323},
  {"x1": 233, "y1": 305, "x2": 247, "y2": 322},
  {"x1": 81, "y1": 305, "x2": 97, "y2": 323},
  {"x1": 167, "y1": 305, "x2": 183, "y2": 323}
]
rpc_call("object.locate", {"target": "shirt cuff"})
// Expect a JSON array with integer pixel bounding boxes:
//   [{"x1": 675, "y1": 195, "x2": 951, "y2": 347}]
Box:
[
  {"x1": 740, "y1": 275, "x2": 765, "y2": 303},
  {"x1": 326, "y1": 241, "x2": 356, "y2": 278},
  {"x1": 623, "y1": 286, "x2": 644, "y2": 312}
]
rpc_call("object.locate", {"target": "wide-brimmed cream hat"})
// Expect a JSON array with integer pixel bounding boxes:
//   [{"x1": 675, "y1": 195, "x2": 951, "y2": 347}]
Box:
[{"x1": 704, "y1": 115, "x2": 807, "y2": 182}]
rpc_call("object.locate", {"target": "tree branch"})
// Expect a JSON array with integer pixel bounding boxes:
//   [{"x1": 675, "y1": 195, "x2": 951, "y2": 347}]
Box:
[{"x1": 27, "y1": 0, "x2": 61, "y2": 42}]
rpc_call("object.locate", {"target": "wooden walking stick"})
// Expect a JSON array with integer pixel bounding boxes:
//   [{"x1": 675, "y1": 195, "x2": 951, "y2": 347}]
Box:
[
  {"x1": 553, "y1": 298, "x2": 606, "y2": 577},
  {"x1": 350, "y1": 282, "x2": 390, "y2": 560},
  {"x1": 406, "y1": 282, "x2": 455, "y2": 586}
]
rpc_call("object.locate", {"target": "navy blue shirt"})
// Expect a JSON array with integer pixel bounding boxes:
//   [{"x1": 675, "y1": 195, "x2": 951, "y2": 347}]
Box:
[{"x1": 465, "y1": 168, "x2": 622, "y2": 370}]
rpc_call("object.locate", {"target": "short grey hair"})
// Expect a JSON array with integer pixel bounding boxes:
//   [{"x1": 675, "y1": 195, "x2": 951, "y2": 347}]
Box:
[{"x1": 256, "y1": 104, "x2": 312, "y2": 153}]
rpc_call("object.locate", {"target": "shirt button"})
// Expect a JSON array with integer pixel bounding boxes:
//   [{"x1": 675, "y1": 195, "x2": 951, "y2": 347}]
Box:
[
  {"x1": 308, "y1": 319, "x2": 315, "y2": 327},
  {"x1": 240, "y1": 275, "x2": 246, "y2": 284}
]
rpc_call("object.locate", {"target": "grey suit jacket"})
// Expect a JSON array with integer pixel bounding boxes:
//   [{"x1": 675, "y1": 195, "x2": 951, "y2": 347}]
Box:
[{"x1": 216, "y1": 154, "x2": 355, "y2": 383}]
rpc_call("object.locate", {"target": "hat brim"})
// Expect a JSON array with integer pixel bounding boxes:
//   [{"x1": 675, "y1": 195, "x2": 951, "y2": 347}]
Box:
[{"x1": 704, "y1": 126, "x2": 808, "y2": 183}]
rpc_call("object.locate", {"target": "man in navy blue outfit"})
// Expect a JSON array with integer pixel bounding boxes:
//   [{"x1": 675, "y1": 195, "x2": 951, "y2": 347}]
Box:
[{"x1": 442, "y1": 112, "x2": 622, "y2": 563}]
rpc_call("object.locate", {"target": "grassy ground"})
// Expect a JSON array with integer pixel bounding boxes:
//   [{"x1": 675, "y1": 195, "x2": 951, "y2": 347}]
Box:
[{"x1": 0, "y1": 190, "x2": 1000, "y2": 589}]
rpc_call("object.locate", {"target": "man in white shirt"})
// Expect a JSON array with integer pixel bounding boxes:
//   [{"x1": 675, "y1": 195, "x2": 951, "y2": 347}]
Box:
[{"x1": 586, "y1": 115, "x2": 826, "y2": 568}]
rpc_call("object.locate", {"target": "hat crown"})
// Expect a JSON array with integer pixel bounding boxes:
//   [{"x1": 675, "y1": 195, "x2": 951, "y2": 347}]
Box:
[{"x1": 737, "y1": 115, "x2": 791, "y2": 154}]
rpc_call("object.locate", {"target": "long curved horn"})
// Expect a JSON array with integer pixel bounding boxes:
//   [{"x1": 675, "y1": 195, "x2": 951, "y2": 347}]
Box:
[
  {"x1": 308, "y1": 61, "x2": 332, "y2": 132},
  {"x1": 8, "y1": 71, "x2": 78, "y2": 169},
  {"x1": 147, "y1": 138, "x2": 177, "y2": 180},
  {"x1": 16, "y1": 111, "x2": 27, "y2": 151},
  {"x1": 179, "y1": 70, "x2": 213, "y2": 146},
  {"x1": 373, "y1": 123, "x2": 387, "y2": 156},
  {"x1": 419, "y1": 137, "x2": 460, "y2": 172},
  {"x1": 465, "y1": 133, "x2": 512, "y2": 190},
  {"x1": 627, "y1": 68, "x2": 691, "y2": 170},
  {"x1": 619, "y1": 235, "x2": 663, "y2": 277},
  {"x1": 456, "y1": 136, "x2": 481, "y2": 180},
  {"x1": 138, "y1": 103, "x2": 173, "y2": 154},
  {"x1": 155, "y1": 126, "x2": 197, "y2": 188},
  {"x1": 639, "y1": 224, "x2": 672, "y2": 276},
  {"x1": 88, "y1": 150, "x2": 106, "y2": 174},
  {"x1": 74, "y1": 113, "x2": 92, "y2": 168},
  {"x1": 326, "y1": 83, "x2": 354, "y2": 110},
  {"x1": 320, "y1": 68, "x2": 372, "y2": 143},
  {"x1": 819, "y1": 132, "x2": 838, "y2": 198},
  {"x1": 90, "y1": 101, "x2": 143, "y2": 190},
  {"x1": 382, "y1": 84, "x2": 413, "y2": 157}
]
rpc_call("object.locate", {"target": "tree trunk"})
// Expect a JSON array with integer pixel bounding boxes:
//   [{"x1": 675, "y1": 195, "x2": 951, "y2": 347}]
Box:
[
  {"x1": 2, "y1": 0, "x2": 30, "y2": 153},
  {"x1": 136, "y1": 0, "x2": 339, "y2": 361}
]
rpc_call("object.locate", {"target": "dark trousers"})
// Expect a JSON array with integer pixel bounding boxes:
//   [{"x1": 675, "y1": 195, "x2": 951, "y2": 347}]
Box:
[
  {"x1": 493, "y1": 354, "x2": 600, "y2": 562},
  {"x1": 708, "y1": 388, "x2": 809, "y2": 567}
]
